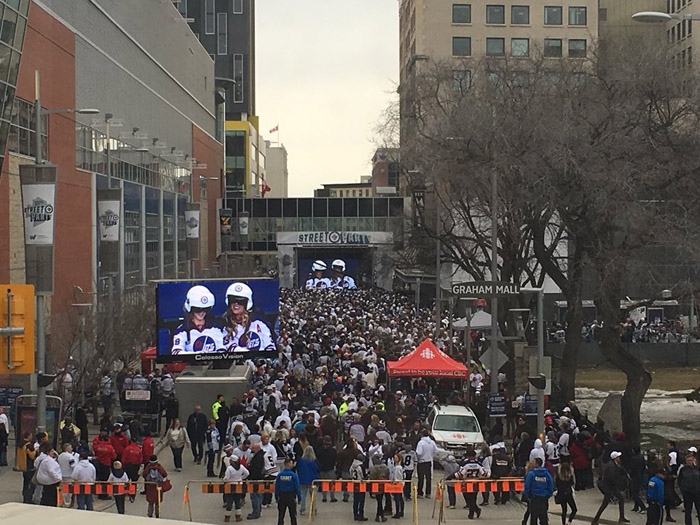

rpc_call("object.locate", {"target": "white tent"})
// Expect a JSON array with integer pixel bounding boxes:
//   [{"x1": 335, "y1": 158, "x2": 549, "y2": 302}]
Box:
[{"x1": 453, "y1": 310, "x2": 493, "y2": 330}]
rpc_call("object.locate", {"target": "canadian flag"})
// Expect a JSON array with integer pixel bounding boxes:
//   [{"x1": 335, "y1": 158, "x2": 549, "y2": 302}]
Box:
[
  {"x1": 261, "y1": 181, "x2": 271, "y2": 196},
  {"x1": 269, "y1": 125, "x2": 278, "y2": 134}
]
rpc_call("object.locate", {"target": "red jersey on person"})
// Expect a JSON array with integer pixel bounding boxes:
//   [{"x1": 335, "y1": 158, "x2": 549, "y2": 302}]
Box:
[
  {"x1": 93, "y1": 439, "x2": 117, "y2": 466},
  {"x1": 141, "y1": 437, "x2": 154, "y2": 464},
  {"x1": 110, "y1": 432, "x2": 129, "y2": 457},
  {"x1": 122, "y1": 442, "x2": 142, "y2": 466}
]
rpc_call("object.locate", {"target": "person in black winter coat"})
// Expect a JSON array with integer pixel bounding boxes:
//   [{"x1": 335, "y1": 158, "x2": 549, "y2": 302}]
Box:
[
  {"x1": 186, "y1": 406, "x2": 209, "y2": 464},
  {"x1": 317, "y1": 435, "x2": 338, "y2": 503},
  {"x1": 628, "y1": 447, "x2": 647, "y2": 513},
  {"x1": 677, "y1": 454, "x2": 700, "y2": 525},
  {"x1": 592, "y1": 451, "x2": 629, "y2": 525},
  {"x1": 247, "y1": 443, "x2": 266, "y2": 519},
  {"x1": 555, "y1": 461, "x2": 577, "y2": 525}
]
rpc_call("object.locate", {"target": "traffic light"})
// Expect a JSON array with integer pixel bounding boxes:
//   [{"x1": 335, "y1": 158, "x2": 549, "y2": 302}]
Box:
[{"x1": 0, "y1": 284, "x2": 35, "y2": 374}]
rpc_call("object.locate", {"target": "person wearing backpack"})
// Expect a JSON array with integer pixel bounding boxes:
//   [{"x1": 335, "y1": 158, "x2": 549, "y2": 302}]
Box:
[{"x1": 142, "y1": 455, "x2": 168, "y2": 518}]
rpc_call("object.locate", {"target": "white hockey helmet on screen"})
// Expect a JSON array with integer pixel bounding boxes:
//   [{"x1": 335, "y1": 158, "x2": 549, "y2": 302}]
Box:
[
  {"x1": 311, "y1": 260, "x2": 327, "y2": 272},
  {"x1": 225, "y1": 282, "x2": 254, "y2": 310},
  {"x1": 184, "y1": 285, "x2": 215, "y2": 312},
  {"x1": 331, "y1": 259, "x2": 346, "y2": 272}
]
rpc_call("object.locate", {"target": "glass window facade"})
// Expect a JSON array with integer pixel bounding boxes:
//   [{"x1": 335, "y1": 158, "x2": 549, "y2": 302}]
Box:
[
  {"x1": 76, "y1": 123, "x2": 191, "y2": 196},
  {"x1": 0, "y1": 0, "x2": 29, "y2": 173},
  {"x1": 223, "y1": 197, "x2": 406, "y2": 252},
  {"x1": 452, "y1": 36, "x2": 471, "y2": 56},
  {"x1": 8, "y1": 97, "x2": 47, "y2": 157},
  {"x1": 452, "y1": 4, "x2": 471, "y2": 23}
]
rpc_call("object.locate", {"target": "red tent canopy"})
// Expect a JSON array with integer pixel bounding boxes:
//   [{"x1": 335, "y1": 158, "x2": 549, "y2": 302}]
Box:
[{"x1": 386, "y1": 339, "x2": 468, "y2": 378}]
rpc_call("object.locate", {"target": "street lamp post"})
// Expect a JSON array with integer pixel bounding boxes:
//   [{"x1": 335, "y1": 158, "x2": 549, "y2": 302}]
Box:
[
  {"x1": 490, "y1": 168, "x2": 499, "y2": 394},
  {"x1": 521, "y1": 287, "x2": 545, "y2": 436},
  {"x1": 632, "y1": 11, "x2": 700, "y2": 22},
  {"x1": 33, "y1": 71, "x2": 99, "y2": 433}
]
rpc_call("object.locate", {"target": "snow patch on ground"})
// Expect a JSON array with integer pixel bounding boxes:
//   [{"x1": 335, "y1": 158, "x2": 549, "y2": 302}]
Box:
[{"x1": 575, "y1": 386, "x2": 700, "y2": 442}]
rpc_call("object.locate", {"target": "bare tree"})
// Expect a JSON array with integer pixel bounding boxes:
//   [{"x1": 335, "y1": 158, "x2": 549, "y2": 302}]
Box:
[
  {"x1": 398, "y1": 39, "x2": 700, "y2": 444},
  {"x1": 48, "y1": 284, "x2": 156, "y2": 411}
]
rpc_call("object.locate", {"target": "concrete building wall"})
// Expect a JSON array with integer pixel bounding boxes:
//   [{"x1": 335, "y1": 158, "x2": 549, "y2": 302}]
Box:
[
  {"x1": 265, "y1": 142, "x2": 288, "y2": 198},
  {"x1": 401, "y1": 0, "x2": 600, "y2": 82},
  {"x1": 598, "y1": 0, "x2": 665, "y2": 42},
  {"x1": 192, "y1": 123, "x2": 224, "y2": 274},
  {"x1": 37, "y1": 0, "x2": 216, "y2": 156},
  {"x1": 7, "y1": 2, "x2": 94, "y2": 317}
]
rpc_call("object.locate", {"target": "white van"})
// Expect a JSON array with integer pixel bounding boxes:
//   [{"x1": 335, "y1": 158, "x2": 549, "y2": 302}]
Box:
[{"x1": 426, "y1": 405, "x2": 484, "y2": 459}]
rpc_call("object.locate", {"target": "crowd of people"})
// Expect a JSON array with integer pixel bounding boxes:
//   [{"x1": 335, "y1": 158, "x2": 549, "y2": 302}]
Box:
[{"x1": 13, "y1": 286, "x2": 700, "y2": 525}]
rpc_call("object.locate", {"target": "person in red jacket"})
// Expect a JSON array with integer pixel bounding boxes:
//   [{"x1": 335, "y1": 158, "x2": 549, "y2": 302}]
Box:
[
  {"x1": 122, "y1": 437, "x2": 142, "y2": 480},
  {"x1": 569, "y1": 433, "x2": 595, "y2": 491},
  {"x1": 141, "y1": 430, "x2": 155, "y2": 466},
  {"x1": 142, "y1": 455, "x2": 168, "y2": 518},
  {"x1": 110, "y1": 424, "x2": 129, "y2": 461},
  {"x1": 92, "y1": 432, "x2": 117, "y2": 500}
]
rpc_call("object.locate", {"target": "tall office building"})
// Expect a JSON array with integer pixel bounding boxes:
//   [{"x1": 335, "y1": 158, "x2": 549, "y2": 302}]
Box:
[
  {"x1": 400, "y1": 1, "x2": 600, "y2": 82},
  {"x1": 174, "y1": 0, "x2": 266, "y2": 200},
  {"x1": 264, "y1": 140, "x2": 288, "y2": 198}
]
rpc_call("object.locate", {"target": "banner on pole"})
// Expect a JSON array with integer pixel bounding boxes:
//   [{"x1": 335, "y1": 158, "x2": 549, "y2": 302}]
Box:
[
  {"x1": 22, "y1": 183, "x2": 55, "y2": 245},
  {"x1": 185, "y1": 210, "x2": 200, "y2": 239},
  {"x1": 97, "y1": 200, "x2": 121, "y2": 241}
]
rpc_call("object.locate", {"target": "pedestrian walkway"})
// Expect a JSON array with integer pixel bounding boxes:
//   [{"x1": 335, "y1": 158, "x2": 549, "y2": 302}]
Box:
[{"x1": 0, "y1": 453, "x2": 652, "y2": 525}]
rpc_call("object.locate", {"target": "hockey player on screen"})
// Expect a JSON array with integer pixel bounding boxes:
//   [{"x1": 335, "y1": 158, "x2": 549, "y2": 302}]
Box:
[
  {"x1": 171, "y1": 285, "x2": 223, "y2": 354},
  {"x1": 221, "y1": 282, "x2": 276, "y2": 352},
  {"x1": 329, "y1": 259, "x2": 357, "y2": 289},
  {"x1": 304, "y1": 260, "x2": 331, "y2": 289}
]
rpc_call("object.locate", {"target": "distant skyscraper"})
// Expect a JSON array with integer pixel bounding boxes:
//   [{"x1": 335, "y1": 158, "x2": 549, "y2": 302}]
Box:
[
  {"x1": 175, "y1": 0, "x2": 264, "y2": 200},
  {"x1": 175, "y1": 0, "x2": 255, "y2": 119},
  {"x1": 264, "y1": 141, "x2": 289, "y2": 198}
]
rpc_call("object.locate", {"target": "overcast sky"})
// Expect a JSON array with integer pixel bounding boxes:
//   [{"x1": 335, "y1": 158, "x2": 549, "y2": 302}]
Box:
[{"x1": 256, "y1": 1, "x2": 399, "y2": 197}]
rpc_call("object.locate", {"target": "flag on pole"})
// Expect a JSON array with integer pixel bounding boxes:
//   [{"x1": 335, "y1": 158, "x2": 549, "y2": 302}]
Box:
[{"x1": 269, "y1": 125, "x2": 279, "y2": 134}]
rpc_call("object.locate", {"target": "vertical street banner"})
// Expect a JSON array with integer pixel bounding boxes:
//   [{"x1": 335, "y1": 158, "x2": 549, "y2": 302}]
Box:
[
  {"x1": 185, "y1": 210, "x2": 200, "y2": 239},
  {"x1": 219, "y1": 209, "x2": 232, "y2": 235},
  {"x1": 239, "y1": 211, "x2": 249, "y2": 236},
  {"x1": 97, "y1": 199, "x2": 121, "y2": 241},
  {"x1": 21, "y1": 183, "x2": 55, "y2": 245},
  {"x1": 97, "y1": 187, "x2": 122, "y2": 276},
  {"x1": 20, "y1": 164, "x2": 56, "y2": 293}
]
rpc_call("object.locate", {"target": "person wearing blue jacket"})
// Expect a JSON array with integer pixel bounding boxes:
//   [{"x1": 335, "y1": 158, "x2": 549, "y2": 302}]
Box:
[
  {"x1": 276, "y1": 457, "x2": 302, "y2": 525},
  {"x1": 523, "y1": 458, "x2": 555, "y2": 525},
  {"x1": 296, "y1": 446, "x2": 321, "y2": 516},
  {"x1": 646, "y1": 470, "x2": 665, "y2": 525}
]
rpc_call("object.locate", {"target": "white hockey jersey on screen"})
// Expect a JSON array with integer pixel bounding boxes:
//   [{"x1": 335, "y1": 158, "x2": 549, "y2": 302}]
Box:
[
  {"x1": 221, "y1": 320, "x2": 275, "y2": 351},
  {"x1": 171, "y1": 321, "x2": 224, "y2": 354},
  {"x1": 330, "y1": 275, "x2": 357, "y2": 289},
  {"x1": 305, "y1": 277, "x2": 331, "y2": 289}
]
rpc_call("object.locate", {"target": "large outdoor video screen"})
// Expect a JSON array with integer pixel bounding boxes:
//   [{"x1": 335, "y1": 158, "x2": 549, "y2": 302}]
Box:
[
  {"x1": 298, "y1": 258, "x2": 360, "y2": 288},
  {"x1": 156, "y1": 279, "x2": 279, "y2": 364}
]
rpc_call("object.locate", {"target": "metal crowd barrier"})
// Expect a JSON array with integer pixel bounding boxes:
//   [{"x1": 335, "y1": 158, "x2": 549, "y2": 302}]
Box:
[
  {"x1": 435, "y1": 477, "x2": 525, "y2": 524},
  {"x1": 184, "y1": 479, "x2": 419, "y2": 524},
  {"x1": 308, "y1": 480, "x2": 418, "y2": 525},
  {"x1": 60, "y1": 481, "x2": 165, "y2": 515}
]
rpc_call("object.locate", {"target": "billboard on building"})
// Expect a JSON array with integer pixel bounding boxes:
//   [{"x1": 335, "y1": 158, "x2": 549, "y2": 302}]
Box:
[{"x1": 156, "y1": 279, "x2": 279, "y2": 364}]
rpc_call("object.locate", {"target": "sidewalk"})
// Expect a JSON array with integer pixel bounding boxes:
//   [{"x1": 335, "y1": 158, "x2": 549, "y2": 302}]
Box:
[{"x1": 0, "y1": 456, "x2": 654, "y2": 525}]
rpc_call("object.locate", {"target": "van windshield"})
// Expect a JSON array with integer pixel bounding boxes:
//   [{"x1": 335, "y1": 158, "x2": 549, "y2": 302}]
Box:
[{"x1": 433, "y1": 415, "x2": 479, "y2": 433}]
